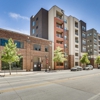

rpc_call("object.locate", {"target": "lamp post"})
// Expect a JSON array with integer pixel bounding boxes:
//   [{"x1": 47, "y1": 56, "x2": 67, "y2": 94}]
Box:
[{"x1": 45, "y1": 55, "x2": 48, "y2": 72}]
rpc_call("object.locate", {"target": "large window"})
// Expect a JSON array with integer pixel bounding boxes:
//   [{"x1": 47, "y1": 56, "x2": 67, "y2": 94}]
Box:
[
  {"x1": 32, "y1": 29, "x2": 35, "y2": 34},
  {"x1": 14, "y1": 41, "x2": 24, "y2": 48},
  {"x1": 0, "y1": 39, "x2": 8, "y2": 46},
  {"x1": 32, "y1": 21, "x2": 35, "y2": 26},
  {"x1": 2, "y1": 57, "x2": 23, "y2": 70},
  {"x1": 33, "y1": 44, "x2": 41, "y2": 51},
  {"x1": 82, "y1": 26, "x2": 86, "y2": 31}
]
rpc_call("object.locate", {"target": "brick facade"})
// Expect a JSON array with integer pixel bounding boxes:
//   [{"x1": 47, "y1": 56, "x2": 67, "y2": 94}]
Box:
[{"x1": 0, "y1": 29, "x2": 52, "y2": 71}]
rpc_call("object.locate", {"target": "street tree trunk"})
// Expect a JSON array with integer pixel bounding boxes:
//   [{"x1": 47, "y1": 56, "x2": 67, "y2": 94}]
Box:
[{"x1": 9, "y1": 63, "x2": 12, "y2": 75}]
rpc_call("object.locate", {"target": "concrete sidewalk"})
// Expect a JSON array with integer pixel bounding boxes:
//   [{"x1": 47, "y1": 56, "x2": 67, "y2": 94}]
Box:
[{"x1": 0, "y1": 70, "x2": 70, "y2": 77}]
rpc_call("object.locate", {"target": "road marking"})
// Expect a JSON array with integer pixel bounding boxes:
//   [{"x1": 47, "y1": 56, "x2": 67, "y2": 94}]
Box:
[
  {"x1": 0, "y1": 73, "x2": 100, "y2": 93},
  {"x1": 88, "y1": 92, "x2": 100, "y2": 100}
]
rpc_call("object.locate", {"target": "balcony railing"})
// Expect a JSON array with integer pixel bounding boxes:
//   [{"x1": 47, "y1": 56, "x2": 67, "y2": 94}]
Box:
[
  {"x1": 56, "y1": 34, "x2": 63, "y2": 38},
  {"x1": 75, "y1": 40, "x2": 78, "y2": 43},
  {"x1": 56, "y1": 25, "x2": 63, "y2": 29},
  {"x1": 56, "y1": 16, "x2": 63, "y2": 20},
  {"x1": 75, "y1": 33, "x2": 78, "y2": 35}
]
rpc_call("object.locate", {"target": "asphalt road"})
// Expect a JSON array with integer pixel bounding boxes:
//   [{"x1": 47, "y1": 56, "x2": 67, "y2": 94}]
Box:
[{"x1": 0, "y1": 69, "x2": 100, "y2": 100}]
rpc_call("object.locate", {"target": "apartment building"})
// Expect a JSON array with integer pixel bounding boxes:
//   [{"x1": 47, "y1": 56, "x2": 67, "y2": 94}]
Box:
[
  {"x1": 30, "y1": 5, "x2": 85, "y2": 69},
  {"x1": 30, "y1": 5, "x2": 100, "y2": 69},
  {"x1": 30, "y1": 8, "x2": 48, "y2": 39},
  {"x1": 68, "y1": 16, "x2": 81, "y2": 68},
  {"x1": 0, "y1": 28, "x2": 52, "y2": 71},
  {"x1": 48, "y1": 6, "x2": 69, "y2": 69},
  {"x1": 98, "y1": 34, "x2": 100, "y2": 55},
  {"x1": 86, "y1": 28, "x2": 98, "y2": 68},
  {"x1": 80, "y1": 20, "x2": 87, "y2": 53}
]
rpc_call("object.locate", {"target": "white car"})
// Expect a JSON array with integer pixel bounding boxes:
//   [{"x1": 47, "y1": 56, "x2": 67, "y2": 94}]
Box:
[
  {"x1": 71, "y1": 66, "x2": 83, "y2": 71},
  {"x1": 83, "y1": 65, "x2": 93, "y2": 70}
]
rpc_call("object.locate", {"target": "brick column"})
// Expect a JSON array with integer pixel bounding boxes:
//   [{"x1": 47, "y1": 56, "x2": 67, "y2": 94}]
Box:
[{"x1": 26, "y1": 41, "x2": 31, "y2": 71}]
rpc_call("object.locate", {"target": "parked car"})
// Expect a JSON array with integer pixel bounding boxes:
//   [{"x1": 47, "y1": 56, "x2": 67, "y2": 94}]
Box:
[
  {"x1": 98, "y1": 65, "x2": 100, "y2": 69},
  {"x1": 71, "y1": 66, "x2": 83, "y2": 71},
  {"x1": 83, "y1": 65, "x2": 93, "y2": 70}
]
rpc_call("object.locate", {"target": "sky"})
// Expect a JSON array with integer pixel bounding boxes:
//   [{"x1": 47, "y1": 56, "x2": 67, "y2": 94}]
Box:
[{"x1": 0, "y1": 0, "x2": 100, "y2": 35}]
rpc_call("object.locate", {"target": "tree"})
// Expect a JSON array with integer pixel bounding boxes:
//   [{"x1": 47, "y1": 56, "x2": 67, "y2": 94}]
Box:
[
  {"x1": 53, "y1": 46, "x2": 67, "y2": 67},
  {"x1": 1, "y1": 38, "x2": 21, "y2": 75},
  {"x1": 95, "y1": 56, "x2": 100, "y2": 67},
  {"x1": 80, "y1": 53, "x2": 90, "y2": 67}
]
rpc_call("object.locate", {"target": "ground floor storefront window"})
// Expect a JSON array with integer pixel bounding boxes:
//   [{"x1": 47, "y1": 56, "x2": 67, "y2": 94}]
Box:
[{"x1": 1, "y1": 58, "x2": 23, "y2": 70}]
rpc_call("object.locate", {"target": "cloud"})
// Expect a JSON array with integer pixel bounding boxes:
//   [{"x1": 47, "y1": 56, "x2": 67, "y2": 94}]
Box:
[{"x1": 9, "y1": 12, "x2": 29, "y2": 20}]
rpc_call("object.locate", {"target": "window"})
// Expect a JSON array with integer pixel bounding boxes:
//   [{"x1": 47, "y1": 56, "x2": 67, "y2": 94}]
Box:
[
  {"x1": 45, "y1": 46, "x2": 49, "y2": 52},
  {"x1": 75, "y1": 53, "x2": 78, "y2": 56},
  {"x1": 75, "y1": 45, "x2": 78, "y2": 48},
  {"x1": 32, "y1": 29, "x2": 35, "y2": 34},
  {"x1": 82, "y1": 26, "x2": 86, "y2": 31},
  {"x1": 64, "y1": 36, "x2": 67, "y2": 40},
  {"x1": 82, "y1": 33, "x2": 86, "y2": 38},
  {"x1": 33, "y1": 44, "x2": 41, "y2": 51},
  {"x1": 82, "y1": 47, "x2": 86, "y2": 52},
  {"x1": 64, "y1": 44, "x2": 67, "y2": 48},
  {"x1": 64, "y1": 19, "x2": 67, "y2": 23},
  {"x1": 57, "y1": 63, "x2": 63, "y2": 66},
  {"x1": 94, "y1": 33, "x2": 97, "y2": 36},
  {"x1": 82, "y1": 40, "x2": 86, "y2": 44},
  {"x1": 87, "y1": 40, "x2": 89, "y2": 42},
  {"x1": 14, "y1": 41, "x2": 24, "y2": 48},
  {"x1": 75, "y1": 62, "x2": 78, "y2": 66},
  {"x1": 87, "y1": 45, "x2": 89, "y2": 47},
  {"x1": 87, "y1": 34, "x2": 89, "y2": 36},
  {"x1": 64, "y1": 27, "x2": 67, "y2": 31},
  {"x1": 90, "y1": 33, "x2": 92, "y2": 35},
  {"x1": 36, "y1": 17, "x2": 38, "y2": 21},
  {"x1": 32, "y1": 21, "x2": 35, "y2": 26},
  {"x1": 0, "y1": 39, "x2": 8, "y2": 46},
  {"x1": 90, "y1": 40, "x2": 92, "y2": 42},
  {"x1": 36, "y1": 26, "x2": 38, "y2": 29},
  {"x1": 56, "y1": 32, "x2": 63, "y2": 38}
]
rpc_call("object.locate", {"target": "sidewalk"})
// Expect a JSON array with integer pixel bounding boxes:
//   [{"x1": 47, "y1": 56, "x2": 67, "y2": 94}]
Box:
[{"x1": 0, "y1": 70, "x2": 70, "y2": 77}]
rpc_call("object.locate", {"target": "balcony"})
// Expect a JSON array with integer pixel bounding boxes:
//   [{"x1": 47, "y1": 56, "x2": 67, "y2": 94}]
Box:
[
  {"x1": 75, "y1": 22, "x2": 78, "y2": 28},
  {"x1": 75, "y1": 40, "x2": 79, "y2": 43},
  {"x1": 56, "y1": 24, "x2": 63, "y2": 29},
  {"x1": 75, "y1": 33, "x2": 78, "y2": 36},
  {"x1": 56, "y1": 43, "x2": 64, "y2": 48},
  {"x1": 56, "y1": 15, "x2": 63, "y2": 20},
  {"x1": 56, "y1": 11, "x2": 63, "y2": 21}
]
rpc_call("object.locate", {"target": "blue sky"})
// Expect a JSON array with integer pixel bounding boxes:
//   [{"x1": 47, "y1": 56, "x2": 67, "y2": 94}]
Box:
[{"x1": 0, "y1": 0, "x2": 100, "y2": 35}]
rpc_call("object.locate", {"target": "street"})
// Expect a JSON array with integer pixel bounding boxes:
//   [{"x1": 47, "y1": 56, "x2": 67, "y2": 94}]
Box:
[{"x1": 0, "y1": 69, "x2": 100, "y2": 100}]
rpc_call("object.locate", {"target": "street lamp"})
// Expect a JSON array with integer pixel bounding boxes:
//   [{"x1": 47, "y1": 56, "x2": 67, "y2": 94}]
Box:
[{"x1": 45, "y1": 55, "x2": 48, "y2": 72}]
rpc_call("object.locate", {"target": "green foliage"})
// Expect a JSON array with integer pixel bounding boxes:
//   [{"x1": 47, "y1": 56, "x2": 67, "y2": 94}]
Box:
[
  {"x1": 95, "y1": 56, "x2": 100, "y2": 65},
  {"x1": 80, "y1": 53, "x2": 90, "y2": 65},
  {"x1": 53, "y1": 46, "x2": 67, "y2": 63},
  {"x1": 0, "y1": 38, "x2": 22, "y2": 75},
  {"x1": 1, "y1": 38, "x2": 21, "y2": 63}
]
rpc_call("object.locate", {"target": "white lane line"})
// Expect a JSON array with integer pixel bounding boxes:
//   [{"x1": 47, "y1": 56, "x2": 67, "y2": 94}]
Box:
[{"x1": 88, "y1": 92, "x2": 100, "y2": 100}]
